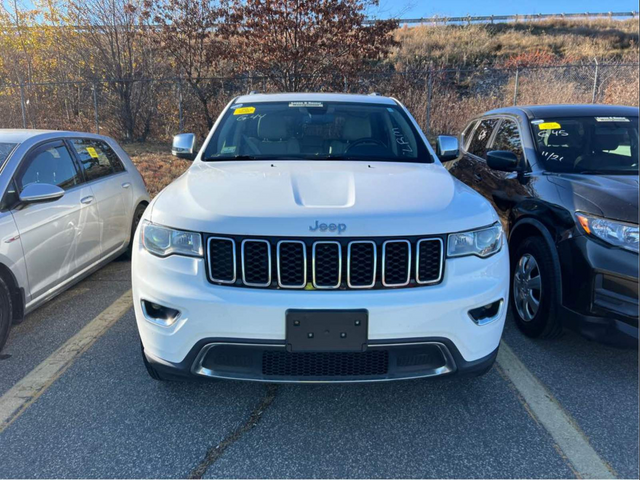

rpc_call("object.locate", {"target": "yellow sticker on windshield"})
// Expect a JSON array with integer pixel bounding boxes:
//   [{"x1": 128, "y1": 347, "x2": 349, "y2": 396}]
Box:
[
  {"x1": 538, "y1": 122, "x2": 561, "y2": 130},
  {"x1": 86, "y1": 147, "x2": 99, "y2": 158},
  {"x1": 233, "y1": 106, "x2": 256, "y2": 115}
]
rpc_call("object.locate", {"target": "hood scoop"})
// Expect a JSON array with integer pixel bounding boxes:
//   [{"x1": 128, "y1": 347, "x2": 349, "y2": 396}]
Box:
[{"x1": 291, "y1": 170, "x2": 356, "y2": 208}]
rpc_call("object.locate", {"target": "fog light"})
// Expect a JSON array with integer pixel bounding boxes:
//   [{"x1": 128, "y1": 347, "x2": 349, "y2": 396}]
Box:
[
  {"x1": 468, "y1": 300, "x2": 503, "y2": 326},
  {"x1": 141, "y1": 300, "x2": 181, "y2": 327}
]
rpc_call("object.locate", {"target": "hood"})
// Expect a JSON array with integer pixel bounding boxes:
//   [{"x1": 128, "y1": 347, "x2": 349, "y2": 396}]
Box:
[
  {"x1": 549, "y1": 174, "x2": 639, "y2": 224},
  {"x1": 150, "y1": 161, "x2": 498, "y2": 237}
]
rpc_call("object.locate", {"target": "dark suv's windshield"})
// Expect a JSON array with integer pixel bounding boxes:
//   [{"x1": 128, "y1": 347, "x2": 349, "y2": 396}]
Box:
[
  {"x1": 531, "y1": 116, "x2": 638, "y2": 174},
  {"x1": 202, "y1": 101, "x2": 432, "y2": 163}
]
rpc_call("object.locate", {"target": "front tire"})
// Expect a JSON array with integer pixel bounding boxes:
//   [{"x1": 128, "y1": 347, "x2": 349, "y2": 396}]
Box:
[
  {"x1": 125, "y1": 203, "x2": 147, "y2": 259},
  {"x1": 510, "y1": 236, "x2": 563, "y2": 339},
  {"x1": 141, "y1": 342, "x2": 166, "y2": 381},
  {"x1": 0, "y1": 276, "x2": 13, "y2": 352}
]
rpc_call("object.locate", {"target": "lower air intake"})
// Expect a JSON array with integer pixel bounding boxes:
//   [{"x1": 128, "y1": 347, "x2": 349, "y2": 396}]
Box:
[{"x1": 262, "y1": 350, "x2": 389, "y2": 377}]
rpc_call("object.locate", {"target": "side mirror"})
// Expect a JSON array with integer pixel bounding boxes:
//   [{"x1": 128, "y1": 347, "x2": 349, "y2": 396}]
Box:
[
  {"x1": 487, "y1": 150, "x2": 520, "y2": 172},
  {"x1": 172, "y1": 133, "x2": 196, "y2": 160},
  {"x1": 436, "y1": 135, "x2": 459, "y2": 162},
  {"x1": 19, "y1": 183, "x2": 65, "y2": 204}
]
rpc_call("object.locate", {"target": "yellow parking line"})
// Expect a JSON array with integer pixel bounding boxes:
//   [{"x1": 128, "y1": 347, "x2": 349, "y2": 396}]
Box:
[
  {"x1": 497, "y1": 341, "x2": 616, "y2": 479},
  {"x1": 0, "y1": 290, "x2": 132, "y2": 434}
]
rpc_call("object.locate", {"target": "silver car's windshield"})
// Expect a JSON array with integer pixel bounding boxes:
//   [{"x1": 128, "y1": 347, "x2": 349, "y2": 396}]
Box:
[
  {"x1": 0, "y1": 143, "x2": 17, "y2": 170},
  {"x1": 531, "y1": 116, "x2": 639, "y2": 175},
  {"x1": 202, "y1": 101, "x2": 433, "y2": 163}
]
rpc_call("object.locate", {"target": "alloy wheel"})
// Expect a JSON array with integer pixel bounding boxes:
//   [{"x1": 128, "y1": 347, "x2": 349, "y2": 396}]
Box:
[{"x1": 513, "y1": 253, "x2": 542, "y2": 322}]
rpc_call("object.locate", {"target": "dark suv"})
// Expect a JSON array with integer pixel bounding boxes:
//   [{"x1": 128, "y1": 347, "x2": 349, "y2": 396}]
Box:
[{"x1": 443, "y1": 104, "x2": 638, "y2": 345}]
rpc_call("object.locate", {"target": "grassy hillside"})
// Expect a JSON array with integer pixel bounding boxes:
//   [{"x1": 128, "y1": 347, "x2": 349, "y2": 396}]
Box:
[
  {"x1": 390, "y1": 18, "x2": 639, "y2": 70},
  {"x1": 125, "y1": 143, "x2": 190, "y2": 198}
]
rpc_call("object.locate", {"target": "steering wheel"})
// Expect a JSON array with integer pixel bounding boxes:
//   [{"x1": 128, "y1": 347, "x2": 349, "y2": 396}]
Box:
[{"x1": 345, "y1": 138, "x2": 387, "y2": 153}]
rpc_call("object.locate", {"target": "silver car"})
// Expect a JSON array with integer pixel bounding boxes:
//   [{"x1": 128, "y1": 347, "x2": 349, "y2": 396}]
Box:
[{"x1": 0, "y1": 130, "x2": 149, "y2": 351}]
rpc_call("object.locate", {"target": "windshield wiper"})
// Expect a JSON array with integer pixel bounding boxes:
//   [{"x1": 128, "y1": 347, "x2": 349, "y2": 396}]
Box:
[
  {"x1": 202, "y1": 155, "x2": 259, "y2": 161},
  {"x1": 318, "y1": 155, "x2": 410, "y2": 161},
  {"x1": 203, "y1": 155, "x2": 310, "y2": 161},
  {"x1": 578, "y1": 169, "x2": 638, "y2": 175},
  {"x1": 318, "y1": 155, "x2": 365, "y2": 161}
]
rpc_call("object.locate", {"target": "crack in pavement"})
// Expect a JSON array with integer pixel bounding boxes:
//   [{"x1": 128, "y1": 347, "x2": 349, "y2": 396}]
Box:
[{"x1": 188, "y1": 384, "x2": 279, "y2": 479}]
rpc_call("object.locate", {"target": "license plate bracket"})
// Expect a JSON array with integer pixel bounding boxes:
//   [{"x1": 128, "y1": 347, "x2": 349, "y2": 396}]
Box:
[{"x1": 285, "y1": 309, "x2": 368, "y2": 352}]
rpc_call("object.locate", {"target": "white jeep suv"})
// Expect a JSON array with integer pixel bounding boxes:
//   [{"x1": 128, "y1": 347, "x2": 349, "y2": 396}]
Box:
[{"x1": 132, "y1": 93, "x2": 509, "y2": 382}]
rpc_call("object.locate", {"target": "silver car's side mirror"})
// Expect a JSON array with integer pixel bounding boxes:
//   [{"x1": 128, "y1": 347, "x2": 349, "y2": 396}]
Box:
[
  {"x1": 172, "y1": 133, "x2": 197, "y2": 160},
  {"x1": 19, "y1": 183, "x2": 65, "y2": 204},
  {"x1": 436, "y1": 135, "x2": 459, "y2": 162}
]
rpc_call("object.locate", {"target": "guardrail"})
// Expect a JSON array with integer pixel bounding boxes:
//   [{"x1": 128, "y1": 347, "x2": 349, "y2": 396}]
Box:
[{"x1": 365, "y1": 11, "x2": 638, "y2": 25}]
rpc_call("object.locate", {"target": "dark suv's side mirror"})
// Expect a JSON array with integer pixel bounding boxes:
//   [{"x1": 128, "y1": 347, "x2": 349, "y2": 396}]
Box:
[
  {"x1": 487, "y1": 150, "x2": 520, "y2": 172},
  {"x1": 436, "y1": 135, "x2": 459, "y2": 162}
]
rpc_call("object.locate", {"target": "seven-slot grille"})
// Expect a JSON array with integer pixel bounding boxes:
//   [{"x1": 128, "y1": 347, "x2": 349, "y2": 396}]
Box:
[{"x1": 207, "y1": 236, "x2": 443, "y2": 290}]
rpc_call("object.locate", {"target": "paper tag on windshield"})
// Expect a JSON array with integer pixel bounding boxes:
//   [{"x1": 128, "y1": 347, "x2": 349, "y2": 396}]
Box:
[
  {"x1": 234, "y1": 107, "x2": 255, "y2": 115},
  {"x1": 538, "y1": 122, "x2": 562, "y2": 130},
  {"x1": 86, "y1": 147, "x2": 99, "y2": 158},
  {"x1": 596, "y1": 116, "x2": 630, "y2": 122},
  {"x1": 289, "y1": 101, "x2": 323, "y2": 108}
]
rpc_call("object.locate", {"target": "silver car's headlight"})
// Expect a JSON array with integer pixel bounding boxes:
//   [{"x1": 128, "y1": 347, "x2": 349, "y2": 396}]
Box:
[
  {"x1": 447, "y1": 223, "x2": 503, "y2": 258},
  {"x1": 575, "y1": 213, "x2": 639, "y2": 253},
  {"x1": 141, "y1": 220, "x2": 203, "y2": 258}
]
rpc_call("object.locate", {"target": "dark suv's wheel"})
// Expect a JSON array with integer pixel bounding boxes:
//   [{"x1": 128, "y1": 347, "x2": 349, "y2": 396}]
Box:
[
  {"x1": 0, "y1": 275, "x2": 13, "y2": 352},
  {"x1": 510, "y1": 236, "x2": 563, "y2": 339}
]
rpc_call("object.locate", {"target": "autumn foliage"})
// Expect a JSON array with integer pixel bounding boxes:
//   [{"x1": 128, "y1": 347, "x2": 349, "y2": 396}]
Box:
[
  {"x1": 0, "y1": 1, "x2": 638, "y2": 144},
  {"x1": 220, "y1": 0, "x2": 398, "y2": 92}
]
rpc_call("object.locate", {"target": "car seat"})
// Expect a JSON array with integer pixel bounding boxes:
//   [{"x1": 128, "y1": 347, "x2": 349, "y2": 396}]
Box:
[
  {"x1": 574, "y1": 134, "x2": 624, "y2": 171},
  {"x1": 328, "y1": 116, "x2": 372, "y2": 155},
  {"x1": 246, "y1": 115, "x2": 300, "y2": 155}
]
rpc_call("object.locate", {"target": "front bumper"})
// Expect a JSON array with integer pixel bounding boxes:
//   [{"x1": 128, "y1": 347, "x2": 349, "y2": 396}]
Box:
[
  {"x1": 558, "y1": 235, "x2": 638, "y2": 345},
  {"x1": 132, "y1": 235, "x2": 509, "y2": 382},
  {"x1": 143, "y1": 338, "x2": 499, "y2": 382}
]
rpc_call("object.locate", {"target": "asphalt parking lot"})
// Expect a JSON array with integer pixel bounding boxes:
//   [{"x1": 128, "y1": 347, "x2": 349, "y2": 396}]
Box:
[{"x1": 0, "y1": 258, "x2": 637, "y2": 479}]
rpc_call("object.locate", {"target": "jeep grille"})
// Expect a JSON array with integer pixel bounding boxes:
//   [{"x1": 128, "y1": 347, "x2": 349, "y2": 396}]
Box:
[{"x1": 206, "y1": 235, "x2": 444, "y2": 290}]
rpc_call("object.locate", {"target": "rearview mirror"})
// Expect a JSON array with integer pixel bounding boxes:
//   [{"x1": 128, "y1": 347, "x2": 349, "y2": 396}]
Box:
[
  {"x1": 19, "y1": 183, "x2": 65, "y2": 204},
  {"x1": 436, "y1": 135, "x2": 459, "y2": 162},
  {"x1": 172, "y1": 133, "x2": 196, "y2": 160},
  {"x1": 487, "y1": 150, "x2": 520, "y2": 172}
]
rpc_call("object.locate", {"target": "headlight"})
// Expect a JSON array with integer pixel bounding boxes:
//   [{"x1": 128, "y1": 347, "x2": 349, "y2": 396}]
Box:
[
  {"x1": 141, "y1": 220, "x2": 203, "y2": 257},
  {"x1": 575, "y1": 213, "x2": 639, "y2": 253},
  {"x1": 448, "y1": 224, "x2": 503, "y2": 258}
]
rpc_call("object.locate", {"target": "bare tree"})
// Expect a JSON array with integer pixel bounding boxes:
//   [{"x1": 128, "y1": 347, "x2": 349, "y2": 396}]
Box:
[
  {"x1": 68, "y1": 0, "x2": 160, "y2": 141},
  {"x1": 144, "y1": 0, "x2": 228, "y2": 129},
  {"x1": 221, "y1": 0, "x2": 398, "y2": 92}
]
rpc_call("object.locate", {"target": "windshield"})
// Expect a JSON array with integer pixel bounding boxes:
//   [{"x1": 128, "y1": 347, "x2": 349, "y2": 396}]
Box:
[
  {"x1": 202, "y1": 101, "x2": 432, "y2": 163},
  {"x1": 0, "y1": 143, "x2": 17, "y2": 170},
  {"x1": 531, "y1": 116, "x2": 638, "y2": 175}
]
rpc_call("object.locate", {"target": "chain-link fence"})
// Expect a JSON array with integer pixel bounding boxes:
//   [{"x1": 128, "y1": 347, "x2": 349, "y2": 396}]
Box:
[{"x1": 0, "y1": 63, "x2": 637, "y2": 142}]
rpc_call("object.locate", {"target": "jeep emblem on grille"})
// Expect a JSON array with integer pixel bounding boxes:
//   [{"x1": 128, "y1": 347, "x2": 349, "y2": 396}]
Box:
[{"x1": 309, "y1": 220, "x2": 347, "y2": 234}]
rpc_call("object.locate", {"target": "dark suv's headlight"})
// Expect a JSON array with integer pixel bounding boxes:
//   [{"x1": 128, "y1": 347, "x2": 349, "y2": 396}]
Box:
[
  {"x1": 141, "y1": 220, "x2": 203, "y2": 258},
  {"x1": 576, "y1": 213, "x2": 639, "y2": 253}
]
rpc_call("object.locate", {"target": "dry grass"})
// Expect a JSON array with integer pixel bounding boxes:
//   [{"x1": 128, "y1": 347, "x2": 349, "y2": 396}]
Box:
[
  {"x1": 124, "y1": 142, "x2": 191, "y2": 198},
  {"x1": 391, "y1": 18, "x2": 639, "y2": 69}
]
